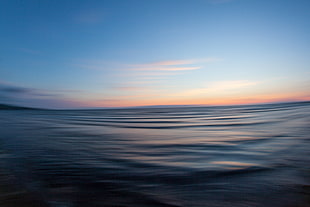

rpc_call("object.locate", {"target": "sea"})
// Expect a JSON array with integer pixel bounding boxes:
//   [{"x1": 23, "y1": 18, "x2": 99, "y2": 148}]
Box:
[{"x1": 0, "y1": 102, "x2": 309, "y2": 207}]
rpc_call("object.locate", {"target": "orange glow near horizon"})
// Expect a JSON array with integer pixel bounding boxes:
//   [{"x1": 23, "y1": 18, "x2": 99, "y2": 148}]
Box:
[
  {"x1": 1, "y1": 1, "x2": 309, "y2": 109},
  {"x1": 85, "y1": 91, "x2": 310, "y2": 108}
]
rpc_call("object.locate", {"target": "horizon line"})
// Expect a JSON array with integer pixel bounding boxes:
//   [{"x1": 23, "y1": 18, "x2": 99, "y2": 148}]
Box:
[{"x1": 2, "y1": 100, "x2": 309, "y2": 110}]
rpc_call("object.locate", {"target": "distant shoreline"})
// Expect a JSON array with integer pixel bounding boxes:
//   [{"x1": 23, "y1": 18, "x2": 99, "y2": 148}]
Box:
[
  {"x1": 1, "y1": 100, "x2": 309, "y2": 111},
  {"x1": 0, "y1": 104, "x2": 36, "y2": 110}
]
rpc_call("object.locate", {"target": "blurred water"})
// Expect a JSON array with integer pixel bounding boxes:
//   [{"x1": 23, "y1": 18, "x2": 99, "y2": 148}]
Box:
[{"x1": 0, "y1": 102, "x2": 309, "y2": 207}]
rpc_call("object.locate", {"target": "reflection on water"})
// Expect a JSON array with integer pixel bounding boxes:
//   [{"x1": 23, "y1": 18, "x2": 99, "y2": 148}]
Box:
[{"x1": 0, "y1": 102, "x2": 309, "y2": 207}]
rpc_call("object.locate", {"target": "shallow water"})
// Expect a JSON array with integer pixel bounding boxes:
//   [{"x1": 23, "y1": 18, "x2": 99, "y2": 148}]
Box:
[{"x1": 0, "y1": 102, "x2": 309, "y2": 207}]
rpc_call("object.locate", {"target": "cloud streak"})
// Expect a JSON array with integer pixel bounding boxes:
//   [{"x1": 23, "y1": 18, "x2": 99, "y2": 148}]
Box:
[
  {"x1": 0, "y1": 82, "x2": 85, "y2": 109},
  {"x1": 131, "y1": 57, "x2": 220, "y2": 72},
  {"x1": 147, "y1": 58, "x2": 220, "y2": 66},
  {"x1": 132, "y1": 66, "x2": 201, "y2": 71},
  {"x1": 206, "y1": 0, "x2": 234, "y2": 4},
  {"x1": 74, "y1": 57, "x2": 220, "y2": 73},
  {"x1": 72, "y1": 57, "x2": 222, "y2": 106},
  {"x1": 177, "y1": 80, "x2": 260, "y2": 97},
  {"x1": 76, "y1": 57, "x2": 219, "y2": 70}
]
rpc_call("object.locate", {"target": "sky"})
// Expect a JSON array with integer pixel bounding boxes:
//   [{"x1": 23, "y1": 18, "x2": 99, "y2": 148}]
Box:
[{"x1": 0, "y1": 0, "x2": 309, "y2": 108}]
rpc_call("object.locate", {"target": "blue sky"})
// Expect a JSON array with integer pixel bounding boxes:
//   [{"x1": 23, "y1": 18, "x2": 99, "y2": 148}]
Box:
[{"x1": 0, "y1": 0, "x2": 309, "y2": 108}]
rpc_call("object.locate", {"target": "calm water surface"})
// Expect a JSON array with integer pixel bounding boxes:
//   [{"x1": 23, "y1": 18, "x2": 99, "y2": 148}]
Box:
[{"x1": 0, "y1": 102, "x2": 309, "y2": 207}]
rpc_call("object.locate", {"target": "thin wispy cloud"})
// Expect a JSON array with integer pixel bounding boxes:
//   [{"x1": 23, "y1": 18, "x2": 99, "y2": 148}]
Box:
[
  {"x1": 74, "y1": 57, "x2": 220, "y2": 72},
  {"x1": 112, "y1": 86, "x2": 152, "y2": 92},
  {"x1": 73, "y1": 57, "x2": 222, "y2": 105},
  {"x1": 132, "y1": 66, "x2": 202, "y2": 71},
  {"x1": 128, "y1": 57, "x2": 220, "y2": 73},
  {"x1": 160, "y1": 66, "x2": 201, "y2": 71},
  {"x1": 148, "y1": 57, "x2": 220, "y2": 66},
  {"x1": 141, "y1": 60, "x2": 196, "y2": 66},
  {"x1": 118, "y1": 71, "x2": 178, "y2": 78},
  {"x1": 72, "y1": 57, "x2": 222, "y2": 103},
  {"x1": 0, "y1": 81, "x2": 85, "y2": 108},
  {"x1": 178, "y1": 80, "x2": 260, "y2": 97},
  {"x1": 134, "y1": 57, "x2": 219, "y2": 68},
  {"x1": 0, "y1": 83, "x2": 52, "y2": 98},
  {"x1": 208, "y1": 80, "x2": 260, "y2": 91}
]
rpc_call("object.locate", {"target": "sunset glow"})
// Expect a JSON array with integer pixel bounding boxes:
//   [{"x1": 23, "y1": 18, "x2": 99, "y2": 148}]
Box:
[{"x1": 0, "y1": 0, "x2": 309, "y2": 108}]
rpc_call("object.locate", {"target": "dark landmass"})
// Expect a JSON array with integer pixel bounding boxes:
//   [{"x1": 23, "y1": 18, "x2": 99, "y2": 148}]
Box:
[
  {"x1": 0, "y1": 104, "x2": 36, "y2": 110},
  {"x1": 0, "y1": 101, "x2": 309, "y2": 111}
]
